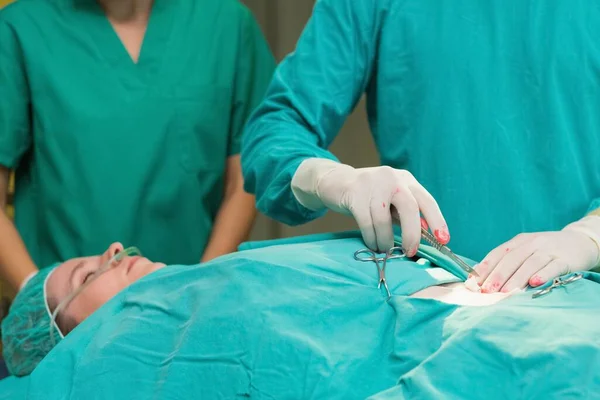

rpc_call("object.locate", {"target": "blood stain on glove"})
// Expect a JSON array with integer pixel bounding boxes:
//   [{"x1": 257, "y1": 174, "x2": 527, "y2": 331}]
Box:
[
  {"x1": 434, "y1": 226, "x2": 450, "y2": 244},
  {"x1": 410, "y1": 245, "x2": 419, "y2": 257},
  {"x1": 482, "y1": 280, "x2": 502, "y2": 293},
  {"x1": 529, "y1": 275, "x2": 545, "y2": 286}
]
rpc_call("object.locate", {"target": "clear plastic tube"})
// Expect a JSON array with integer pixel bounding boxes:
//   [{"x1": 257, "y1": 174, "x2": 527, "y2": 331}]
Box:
[{"x1": 48, "y1": 246, "x2": 142, "y2": 343}]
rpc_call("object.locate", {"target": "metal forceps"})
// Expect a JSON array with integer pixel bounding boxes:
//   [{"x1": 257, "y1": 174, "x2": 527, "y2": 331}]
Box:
[
  {"x1": 354, "y1": 246, "x2": 405, "y2": 299},
  {"x1": 420, "y1": 227, "x2": 480, "y2": 277},
  {"x1": 531, "y1": 273, "x2": 583, "y2": 299}
]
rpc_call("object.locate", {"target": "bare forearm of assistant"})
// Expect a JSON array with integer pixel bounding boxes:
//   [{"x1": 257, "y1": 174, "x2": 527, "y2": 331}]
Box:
[
  {"x1": 201, "y1": 189, "x2": 257, "y2": 262},
  {"x1": 0, "y1": 210, "x2": 37, "y2": 290}
]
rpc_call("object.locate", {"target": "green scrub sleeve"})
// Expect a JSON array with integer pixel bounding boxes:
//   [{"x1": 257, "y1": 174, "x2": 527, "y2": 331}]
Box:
[
  {"x1": 241, "y1": 0, "x2": 385, "y2": 226},
  {"x1": 227, "y1": 7, "x2": 277, "y2": 157},
  {"x1": 0, "y1": 13, "x2": 31, "y2": 169}
]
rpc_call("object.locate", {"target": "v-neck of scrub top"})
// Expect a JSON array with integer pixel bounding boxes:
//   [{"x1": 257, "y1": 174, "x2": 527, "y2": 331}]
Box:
[{"x1": 73, "y1": 0, "x2": 176, "y2": 91}]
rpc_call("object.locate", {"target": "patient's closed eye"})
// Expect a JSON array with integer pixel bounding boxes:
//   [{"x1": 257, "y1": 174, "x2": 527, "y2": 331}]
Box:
[{"x1": 82, "y1": 272, "x2": 94, "y2": 284}]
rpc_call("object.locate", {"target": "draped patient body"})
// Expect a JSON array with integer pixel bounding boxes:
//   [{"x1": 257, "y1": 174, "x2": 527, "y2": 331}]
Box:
[
  {"x1": 46, "y1": 237, "x2": 512, "y2": 334},
  {"x1": 10, "y1": 233, "x2": 599, "y2": 400}
]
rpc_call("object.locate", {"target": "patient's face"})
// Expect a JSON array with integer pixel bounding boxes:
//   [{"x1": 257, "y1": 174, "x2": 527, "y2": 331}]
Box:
[{"x1": 46, "y1": 243, "x2": 166, "y2": 329}]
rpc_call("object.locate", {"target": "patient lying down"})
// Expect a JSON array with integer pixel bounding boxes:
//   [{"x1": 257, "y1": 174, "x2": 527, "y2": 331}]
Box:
[
  {"x1": 3, "y1": 239, "x2": 518, "y2": 378},
  {"x1": 4, "y1": 234, "x2": 599, "y2": 399},
  {"x1": 46, "y1": 244, "x2": 513, "y2": 336}
]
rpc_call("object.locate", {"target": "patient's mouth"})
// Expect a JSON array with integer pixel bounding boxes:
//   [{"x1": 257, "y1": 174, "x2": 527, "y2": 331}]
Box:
[{"x1": 126, "y1": 257, "x2": 142, "y2": 274}]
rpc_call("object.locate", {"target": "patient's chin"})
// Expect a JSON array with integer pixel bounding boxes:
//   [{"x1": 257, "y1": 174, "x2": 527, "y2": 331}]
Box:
[{"x1": 130, "y1": 262, "x2": 165, "y2": 282}]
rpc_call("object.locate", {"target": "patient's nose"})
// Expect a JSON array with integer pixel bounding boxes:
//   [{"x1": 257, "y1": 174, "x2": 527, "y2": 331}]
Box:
[{"x1": 105, "y1": 242, "x2": 124, "y2": 259}]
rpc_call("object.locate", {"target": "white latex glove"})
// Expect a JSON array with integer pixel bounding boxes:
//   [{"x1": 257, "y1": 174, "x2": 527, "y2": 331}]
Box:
[
  {"x1": 291, "y1": 158, "x2": 450, "y2": 255},
  {"x1": 472, "y1": 216, "x2": 600, "y2": 293}
]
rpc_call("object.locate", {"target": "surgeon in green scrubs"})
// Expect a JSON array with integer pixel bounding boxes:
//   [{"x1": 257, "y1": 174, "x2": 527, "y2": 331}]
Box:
[
  {"x1": 241, "y1": 0, "x2": 600, "y2": 294},
  {"x1": 0, "y1": 0, "x2": 275, "y2": 290}
]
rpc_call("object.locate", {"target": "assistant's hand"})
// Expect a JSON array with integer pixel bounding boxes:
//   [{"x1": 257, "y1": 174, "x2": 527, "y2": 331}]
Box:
[
  {"x1": 473, "y1": 216, "x2": 600, "y2": 293},
  {"x1": 291, "y1": 158, "x2": 450, "y2": 254}
]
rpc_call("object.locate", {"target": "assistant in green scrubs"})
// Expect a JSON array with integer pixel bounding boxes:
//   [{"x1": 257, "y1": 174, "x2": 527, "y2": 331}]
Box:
[
  {"x1": 241, "y1": 0, "x2": 600, "y2": 262},
  {"x1": 0, "y1": 0, "x2": 275, "y2": 270}
]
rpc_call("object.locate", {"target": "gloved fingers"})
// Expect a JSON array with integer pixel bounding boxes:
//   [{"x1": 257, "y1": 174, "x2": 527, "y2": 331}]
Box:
[
  {"x1": 390, "y1": 190, "x2": 420, "y2": 257},
  {"x1": 529, "y1": 259, "x2": 571, "y2": 287},
  {"x1": 409, "y1": 184, "x2": 449, "y2": 244},
  {"x1": 350, "y1": 205, "x2": 378, "y2": 251},
  {"x1": 475, "y1": 233, "x2": 533, "y2": 285},
  {"x1": 481, "y1": 241, "x2": 537, "y2": 293},
  {"x1": 500, "y1": 252, "x2": 554, "y2": 292},
  {"x1": 369, "y1": 195, "x2": 395, "y2": 252}
]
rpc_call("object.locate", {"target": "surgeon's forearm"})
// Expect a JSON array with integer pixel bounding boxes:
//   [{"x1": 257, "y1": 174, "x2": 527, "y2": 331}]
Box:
[
  {"x1": 0, "y1": 210, "x2": 37, "y2": 290},
  {"x1": 0, "y1": 167, "x2": 37, "y2": 290},
  {"x1": 201, "y1": 189, "x2": 257, "y2": 262},
  {"x1": 241, "y1": 0, "x2": 381, "y2": 227}
]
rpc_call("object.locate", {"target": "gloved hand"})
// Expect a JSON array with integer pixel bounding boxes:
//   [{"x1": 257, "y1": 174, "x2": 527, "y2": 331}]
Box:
[
  {"x1": 473, "y1": 216, "x2": 600, "y2": 293},
  {"x1": 291, "y1": 158, "x2": 450, "y2": 255}
]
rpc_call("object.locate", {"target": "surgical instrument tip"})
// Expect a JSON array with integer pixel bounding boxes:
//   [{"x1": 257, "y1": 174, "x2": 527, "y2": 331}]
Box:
[
  {"x1": 354, "y1": 247, "x2": 404, "y2": 299},
  {"x1": 420, "y1": 227, "x2": 480, "y2": 277}
]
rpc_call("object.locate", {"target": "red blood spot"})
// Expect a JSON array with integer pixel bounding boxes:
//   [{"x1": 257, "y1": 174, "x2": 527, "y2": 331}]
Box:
[
  {"x1": 382, "y1": 202, "x2": 386, "y2": 208},
  {"x1": 411, "y1": 245, "x2": 419, "y2": 257},
  {"x1": 530, "y1": 275, "x2": 545, "y2": 286},
  {"x1": 434, "y1": 226, "x2": 450, "y2": 244},
  {"x1": 481, "y1": 287, "x2": 490, "y2": 294},
  {"x1": 393, "y1": 187, "x2": 401, "y2": 195},
  {"x1": 505, "y1": 247, "x2": 510, "y2": 252},
  {"x1": 491, "y1": 281, "x2": 501, "y2": 291},
  {"x1": 420, "y1": 218, "x2": 429, "y2": 230}
]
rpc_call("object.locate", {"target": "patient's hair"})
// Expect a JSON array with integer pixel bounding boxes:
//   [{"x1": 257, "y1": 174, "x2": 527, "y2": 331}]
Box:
[{"x1": 46, "y1": 296, "x2": 78, "y2": 336}]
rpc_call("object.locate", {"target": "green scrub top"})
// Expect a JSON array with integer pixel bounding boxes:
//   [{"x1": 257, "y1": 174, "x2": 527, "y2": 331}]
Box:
[
  {"x1": 0, "y1": 0, "x2": 275, "y2": 267},
  {"x1": 242, "y1": 0, "x2": 600, "y2": 261}
]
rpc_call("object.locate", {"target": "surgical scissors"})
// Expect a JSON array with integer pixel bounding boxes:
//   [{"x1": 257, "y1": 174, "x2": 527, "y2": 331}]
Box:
[
  {"x1": 354, "y1": 246, "x2": 405, "y2": 299},
  {"x1": 531, "y1": 273, "x2": 583, "y2": 299},
  {"x1": 420, "y1": 227, "x2": 480, "y2": 277}
]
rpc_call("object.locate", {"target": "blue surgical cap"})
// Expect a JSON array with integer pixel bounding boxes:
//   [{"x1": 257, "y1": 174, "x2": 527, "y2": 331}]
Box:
[{"x1": 1, "y1": 263, "x2": 61, "y2": 377}]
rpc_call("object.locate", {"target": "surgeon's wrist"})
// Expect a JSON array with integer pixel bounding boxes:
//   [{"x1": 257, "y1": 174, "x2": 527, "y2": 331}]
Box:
[
  {"x1": 291, "y1": 158, "x2": 349, "y2": 211},
  {"x1": 563, "y1": 215, "x2": 600, "y2": 269}
]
